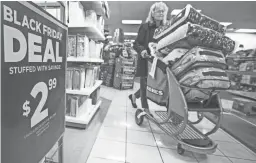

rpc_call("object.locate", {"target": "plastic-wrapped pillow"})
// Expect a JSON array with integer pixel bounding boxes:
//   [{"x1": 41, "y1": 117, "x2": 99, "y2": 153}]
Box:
[
  {"x1": 182, "y1": 88, "x2": 214, "y2": 102},
  {"x1": 179, "y1": 67, "x2": 231, "y2": 89},
  {"x1": 156, "y1": 23, "x2": 236, "y2": 56},
  {"x1": 162, "y1": 48, "x2": 188, "y2": 65},
  {"x1": 172, "y1": 46, "x2": 227, "y2": 78},
  {"x1": 154, "y1": 4, "x2": 226, "y2": 41}
]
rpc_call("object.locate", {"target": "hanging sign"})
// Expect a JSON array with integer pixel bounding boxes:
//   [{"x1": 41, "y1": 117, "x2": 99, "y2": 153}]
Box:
[{"x1": 1, "y1": 2, "x2": 67, "y2": 163}]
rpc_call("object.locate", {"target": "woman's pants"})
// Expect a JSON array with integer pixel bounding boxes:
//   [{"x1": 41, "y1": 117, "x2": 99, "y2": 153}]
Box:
[{"x1": 134, "y1": 77, "x2": 149, "y2": 109}]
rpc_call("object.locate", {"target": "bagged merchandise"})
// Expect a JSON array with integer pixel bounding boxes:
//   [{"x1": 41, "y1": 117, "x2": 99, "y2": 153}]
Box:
[
  {"x1": 182, "y1": 88, "x2": 213, "y2": 102},
  {"x1": 179, "y1": 67, "x2": 231, "y2": 89},
  {"x1": 68, "y1": 35, "x2": 76, "y2": 57},
  {"x1": 162, "y1": 48, "x2": 188, "y2": 64},
  {"x1": 154, "y1": 4, "x2": 226, "y2": 41},
  {"x1": 171, "y1": 47, "x2": 227, "y2": 77},
  {"x1": 156, "y1": 23, "x2": 236, "y2": 56},
  {"x1": 147, "y1": 59, "x2": 169, "y2": 106}
]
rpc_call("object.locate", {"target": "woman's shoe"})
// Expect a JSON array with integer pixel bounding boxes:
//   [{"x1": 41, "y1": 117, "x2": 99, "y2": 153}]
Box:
[{"x1": 129, "y1": 94, "x2": 137, "y2": 108}]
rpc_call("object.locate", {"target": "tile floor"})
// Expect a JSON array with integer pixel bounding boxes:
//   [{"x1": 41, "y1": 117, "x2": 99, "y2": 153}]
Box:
[{"x1": 86, "y1": 84, "x2": 256, "y2": 163}]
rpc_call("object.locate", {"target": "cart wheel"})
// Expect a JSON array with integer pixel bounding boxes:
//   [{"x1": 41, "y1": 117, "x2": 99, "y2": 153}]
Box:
[
  {"x1": 177, "y1": 144, "x2": 185, "y2": 155},
  {"x1": 135, "y1": 109, "x2": 144, "y2": 126}
]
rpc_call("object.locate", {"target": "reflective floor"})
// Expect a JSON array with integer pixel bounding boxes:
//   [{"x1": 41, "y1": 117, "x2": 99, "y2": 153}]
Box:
[{"x1": 86, "y1": 83, "x2": 256, "y2": 163}]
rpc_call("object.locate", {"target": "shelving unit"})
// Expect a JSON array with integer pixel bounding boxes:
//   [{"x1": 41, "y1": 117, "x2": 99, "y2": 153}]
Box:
[
  {"x1": 66, "y1": 100, "x2": 102, "y2": 129},
  {"x1": 66, "y1": 80, "x2": 103, "y2": 96},
  {"x1": 66, "y1": 1, "x2": 109, "y2": 129},
  {"x1": 68, "y1": 26, "x2": 105, "y2": 41},
  {"x1": 67, "y1": 57, "x2": 104, "y2": 63}
]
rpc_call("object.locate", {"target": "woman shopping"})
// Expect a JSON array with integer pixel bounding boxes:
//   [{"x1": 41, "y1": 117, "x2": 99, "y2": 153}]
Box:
[{"x1": 128, "y1": 2, "x2": 169, "y2": 115}]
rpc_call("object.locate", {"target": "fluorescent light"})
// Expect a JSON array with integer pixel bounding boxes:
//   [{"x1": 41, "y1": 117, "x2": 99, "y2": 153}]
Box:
[
  {"x1": 125, "y1": 39, "x2": 135, "y2": 42},
  {"x1": 124, "y1": 32, "x2": 137, "y2": 36},
  {"x1": 122, "y1": 20, "x2": 142, "y2": 24},
  {"x1": 171, "y1": 9, "x2": 201, "y2": 15},
  {"x1": 220, "y1": 22, "x2": 232, "y2": 26},
  {"x1": 235, "y1": 29, "x2": 256, "y2": 33}
]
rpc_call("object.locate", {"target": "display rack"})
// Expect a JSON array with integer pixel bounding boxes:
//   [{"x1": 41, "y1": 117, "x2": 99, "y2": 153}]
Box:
[
  {"x1": 221, "y1": 55, "x2": 256, "y2": 116},
  {"x1": 66, "y1": 1, "x2": 109, "y2": 129}
]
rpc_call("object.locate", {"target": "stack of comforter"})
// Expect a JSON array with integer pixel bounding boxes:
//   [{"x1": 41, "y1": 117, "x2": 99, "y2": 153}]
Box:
[{"x1": 154, "y1": 4, "x2": 237, "y2": 102}]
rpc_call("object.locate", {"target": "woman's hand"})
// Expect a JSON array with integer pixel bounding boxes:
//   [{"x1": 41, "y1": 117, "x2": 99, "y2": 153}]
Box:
[{"x1": 141, "y1": 50, "x2": 149, "y2": 58}]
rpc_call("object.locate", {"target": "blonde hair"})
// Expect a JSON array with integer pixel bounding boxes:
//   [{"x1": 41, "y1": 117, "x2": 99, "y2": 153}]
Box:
[{"x1": 146, "y1": 2, "x2": 169, "y2": 26}]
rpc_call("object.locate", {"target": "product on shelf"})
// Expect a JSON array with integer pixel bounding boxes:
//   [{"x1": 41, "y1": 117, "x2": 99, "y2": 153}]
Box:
[
  {"x1": 90, "y1": 88, "x2": 100, "y2": 105},
  {"x1": 66, "y1": 95, "x2": 88, "y2": 117},
  {"x1": 67, "y1": 65, "x2": 100, "y2": 90},
  {"x1": 154, "y1": 4, "x2": 226, "y2": 41},
  {"x1": 68, "y1": 35, "x2": 77, "y2": 57},
  {"x1": 156, "y1": 23, "x2": 236, "y2": 56},
  {"x1": 232, "y1": 97, "x2": 256, "y2": 116},
  {"x1": 77, "y1": 35, "x2": 85, "y2": 58},
  {"x1": 69, "y1": 95, "x2": 79, "y2": 117},
  {"x1": 113, "y1": 28, "x2": 124, "y2": 43},
  {"x1": 72, "y1": 67, "x2": 84, "y2": 90},
  {"x1": 85, "y1": 10, "x2": 97, "y2": 25},
  {"x1": 226, "y1": 49, "x2": 256, "y2": 71},
  {"x1": 66, "y1": 67, "x2": 74, "y2": 89},
  {"x1": 113, "y1": 57, "x2": 136, "y2": 90}
]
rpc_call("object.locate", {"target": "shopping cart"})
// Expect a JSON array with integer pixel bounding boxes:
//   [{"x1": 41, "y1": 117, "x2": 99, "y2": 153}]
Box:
[{"x1": 134, "y1": 56, "x2": 227, "y2": 155}]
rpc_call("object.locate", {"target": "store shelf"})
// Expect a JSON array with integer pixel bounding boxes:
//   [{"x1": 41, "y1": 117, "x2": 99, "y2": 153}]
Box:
[
  {"x1": 66, "y1": 80, "x2": 103, "y2": 96},
  {"x1": 65, "y1": 100, "x2": 102, "y2": 129},
  {"x1": 67, "y1": 57, "x2": 104, "y2": 63},
  {"x1": 226, "y1": 70, "x2": 256, "y2": 76},
  {"x1": 68, "y1": 25, "x2": 105, "y2": 41},
  {"x1": 227, "y1": 90, "x2": 256, "y2": 100},
  {"x1": 80, "y1": 1, "x2": 106, "y2": 17}
]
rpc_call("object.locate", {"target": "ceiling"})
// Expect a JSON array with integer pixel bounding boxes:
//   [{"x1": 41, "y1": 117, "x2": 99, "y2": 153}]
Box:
[{"x1": 105, "y1": 1, "x2": 256, "y2": 39}]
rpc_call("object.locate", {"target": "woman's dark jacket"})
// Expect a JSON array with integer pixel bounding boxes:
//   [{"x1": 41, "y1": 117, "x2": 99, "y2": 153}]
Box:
[{"x1": 133, "y1": 22, "x2": 157, "y2": 77}]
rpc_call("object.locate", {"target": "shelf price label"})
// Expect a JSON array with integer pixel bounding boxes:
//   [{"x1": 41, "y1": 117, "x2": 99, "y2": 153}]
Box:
[{"x1": 22, "y1": 78, "x2": 57, "y2": 128}]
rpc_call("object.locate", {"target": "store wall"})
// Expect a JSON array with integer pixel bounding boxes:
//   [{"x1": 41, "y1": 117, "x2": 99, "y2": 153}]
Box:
[{"x1": 226, "y1": 33, "x2": 256, "y2": 49}]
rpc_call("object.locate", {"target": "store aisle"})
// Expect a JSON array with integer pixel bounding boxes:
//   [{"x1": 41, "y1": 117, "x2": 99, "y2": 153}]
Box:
[{"x1": 87, "y1": 84, "x2": 256, "y2": 163}]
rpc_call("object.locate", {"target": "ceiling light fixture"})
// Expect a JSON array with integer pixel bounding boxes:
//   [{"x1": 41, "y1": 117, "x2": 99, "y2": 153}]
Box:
[
  {"x1": 171, "y1": 9, "x2": 201, "y2": 15},
  {"x1": 235, "y1": 29, "x2": 256, "y2": 33},
  {"x1": 122, "y1": 20, "x2": 142, "y2": 24},
  {"x1": 124, "y1": 32, "x2": 137, "y2": 36},
  {"x1": 220, "y1": 22, "x2": 232, "y2": 26}
]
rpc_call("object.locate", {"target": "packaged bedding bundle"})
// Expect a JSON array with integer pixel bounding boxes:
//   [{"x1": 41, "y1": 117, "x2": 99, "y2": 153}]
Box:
[
  {"x1": 156, "y1": 22, "x2": 236, "y2": 56},
  {"x1": 171, "y1": 46, "x2": 227, "y2": 78},
  {"x1": 154, "y1": 4, "x2": 226, "y2": 41},
  {"x1": 152, "y1": 5, "x2": 236, "y2": 102},
  {"x1": 179, "y1": 67, "x2": 231, "y2": 102}
]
